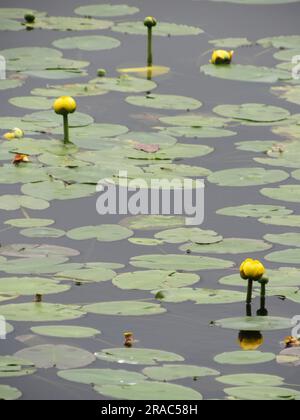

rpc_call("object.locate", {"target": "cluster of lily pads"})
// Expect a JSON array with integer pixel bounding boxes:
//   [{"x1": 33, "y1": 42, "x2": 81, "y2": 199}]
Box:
[{"x1": 0, "y1": 1, "x2": 300, "y2": 400}]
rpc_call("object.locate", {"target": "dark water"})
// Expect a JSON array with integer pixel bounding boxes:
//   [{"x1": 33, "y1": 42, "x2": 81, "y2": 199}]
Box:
[{"x1": 0, "y1": 0, "x2": 300, "y2": 400}]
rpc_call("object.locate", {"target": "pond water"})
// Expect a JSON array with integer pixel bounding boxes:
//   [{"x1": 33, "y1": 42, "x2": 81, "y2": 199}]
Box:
[{"x1": 0, "y1": 0, "x2": 300, "y2": 400}]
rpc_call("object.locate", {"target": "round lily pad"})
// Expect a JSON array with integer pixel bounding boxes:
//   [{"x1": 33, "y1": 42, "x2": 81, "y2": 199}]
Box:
[
  {"x1": 264, "y1": 232, "x2": 300, "y2": 247},
  {"x1": 0, "y1": 195, "x2": 49, "y2": 211},
  {"x1": 0, "y1": 277, "x2": 70, "y2": 296},
  {"x1": 27, "y1": 16, "x2": 113, "y2": 31},
  {"x1": 0, "y1": 79, "x2": 24, "y2": 90},
  {"x1": 209, "y1": 37, "x2": 252, "y2": 48},
  {"x1": 67, "y1": 225, "x2": 133, "y2": 242},
  {"x1": 55, "y1": 267, "x2": 116, "y2": 283},
  {"x1": 21, "y1": 180, "x2": 96, "y2": 201},
  {"x1": 213, "y1": 317, "x2": 292, "y2": 331},
  {"x1": 53, "y1": 35, "x2": 120, "y2": 51},
  {"x1": 216, "y1": 374, "x2": 284, "y2": 387},
  {"x1": 219, "y1": 268, "x2": 300, "y2": 287},
  {"x1": 0, "y1": 243, "x2": 78, "y2": 258},
  {"x1": 58, "y1": 368, "x2": 146, "y2": 386},
  {"x1": 208, "y1": 168, "x2": 289, "y2": 187},
  {"x1": 258, "y1": 35, "x2": 300, "y2": 49},
  {"x1": 112, "y1": 21, "x2": 203, "y2": 36},
  {"x1": 20, "y1": 227, "x2": 65, "y2": 239},
  {"x1": 95, "y1": 382, "x2": 203, "y2": 400},
  {"x1": 235, "y1": 140, "x2": 278, "y2": 153},
  {"x1": 0, "y1": 385, "x2": 22, "y2": 400},
  {"x1": 121, "y1": 215, "x2": 185, "y2": 231},
  {"x1": 0, "y1": 8, "x2": 46, "y2": 19},
  {"x1": 265, "y1": 249, "x2": 300, "y2": 264},
  {"x1": 180, "y1": 238, "x2": 272, "y2": 254},
  {"x1": 272, "y1": 86, "x2": 300, "y2": 106},
  {"x1": 83, "y1": 301, "x2": 166, "y2": 316},
  {"x1": 113, "y1": 270, "x2": 200, "y2": 290},
  {"x1": 155, "y1": 227, "x2": 222, "y2": 244},
  {"x1": 277, "y1": 347, "x2": 300, "y2": 367},
  {"x1": 160, "y1": 126, "x2": 236, "y2": 138},
  {"x1": 0, "y1": 164, "x2": 48, "y2": 184},
  {"x1": 261, "y1": 185, "x2": 300, "y2": 203},
  {"x1": 154, "y1": 288, "x2": 245, "y2": 304},
  {"x1": 130, "y1": 254, "x2": 234, "y2": 271},
  {"x1": 214, "y1": 351, "x2": 275, "y2": 365},
  {"x1": 31, "y1": 325, "x2": 101, "y2": 338},
  {"x1": 128, "y1": 238, "x2": 164, "y2": 246},
  {"x1": 159, "y1": 113, "x2": 229, "y2": 128},
  {"x1": 14, "y1": 345, "x2": 95, "y2": 369},
  {"x1": 90, "y1": 75, "x2": 156, "y2": 93},
  {"x1": 9, "y1": 96, "x2": 53, "y2": 110},
  {"x1": 74, "y1": 4, "x2": 139, "y2": 17},
  {"x1": 4, "y1": 218, "x2": 54, "y2": 228},
  {"x1": 259, "y1": 215, "x2": 300, "y2": 227},
  {"x1": 143, "y1": 364, "x2": 219, "y2": 381},
  {"x1": 125, "y1": 94, "x2": 202, "y2": 111},
  {"x1": 95, "y1": 347, "x2": 184, "y2": 365},
  {"x1": 224, "y1": 386, "x2": 300, "y2": 401},
  {"x1": 216, "y1": 204, "x2": 292, "y2": 218},
  {"x1": 0, "y1": 303, "x2": 85, "y2": 322},
  {"x1": 213, "y1": 104, "x2": 290, "y2": 123},
  {"x1": 31, "y1": 83, "x2": 107, "y2": 97}
]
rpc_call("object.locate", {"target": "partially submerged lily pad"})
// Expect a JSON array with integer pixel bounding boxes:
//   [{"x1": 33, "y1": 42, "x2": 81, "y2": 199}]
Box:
[
  {"x1": 57, "y1": 368, "x2": 146, "y2": 385},
  {"x1": 213, "y1": 103, "x2": 290, "y2": 123},
  {"x1": 112, "y1": 21, "x2": 203, "y2": 36},
  {"x1": 209, "y1": 37, "x2": 252, "y2": 48},
  {"x1": 31, "y1": 326, "x2": 101, "y2": 338},
  {"x1": 154, "y1": 288, "x2": 245, "y2": 304},
  {"x1": 121, "y1": 215, "x2": 185, "y2": 231},
  {"x1": 125, "y1": 94, "x2": 202, "y2": 110},
  {"x1": 26, "y1": 16, "x2": 113, "y2": 31},
  {"x1": 0, "y1": 356, "x2": 36, "y2": 378},
  {"x1": 265, "y1": 249, "x2": 300, "y2": 264},
  {"x1": 0, "y1": 195, "x2": 49, "y2": 211},
  {"x1": 143, "y1": 364, "x2": 219, "y2": 381},
  {"x1": 74, "y1": 4, "x2": 139, "y2": 17},
  {"x1": 180, "y1": 238, "x2": 272, "y2": 254},
  {"x1": 53, "y1": 35, "x2": 120, "y2": 51},
  {"x1": 95, "y1": 347, "x2": 184, "y2": 365},
  {"x1": 261, "y1": 185, "x2": 300, "y2": 203},
  {"x1": 264, "y1": 233, "x2": 300, "y2": 247},
  {"x1": 216, "y1": 374, "x2": 284, "y2": 387},
  {"x1": 155, "y1": 227, "x2": 223, "y2": 244},
  {"x1": 224, "y1": 386, "x2": 300, "y2": 401},
  {"x1": 67, "y1": 225, "x2": 133, "y2": 242},
  {"x1": 213, "y1": 317, "x2": 292, "y2": 331},
  {"x1": 83, "y1": 301, "x2": 166, "y2": 316},
  {"x1": 0, "y1": 277, "x2": 70, "y2": 296},
  {"x1": 216, "y1": 204, "x2": 292, "y2": 219},
  {"x1": 0, "y1": 385, "x2": 22, "y2": 400}
]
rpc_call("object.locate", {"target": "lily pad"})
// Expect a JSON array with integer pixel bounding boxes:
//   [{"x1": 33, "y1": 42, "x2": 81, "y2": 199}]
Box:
[
  {"x1": 4, "y1": 218, "x2": 54, "y2": 228},
  {"x1": 264, "y1": 233, "x2": 300, "y2": 247},
  {"x1": 23, "y1": 69, "x2": 88, "y2": 80},
  {"x1": 160, "y1": 126, "x2": 236, "y2": 138},
  {"x1": 130, "y1": 254, "x2": 234, "y2": 271},
  {"x1": 55, "y1": 267, "x2": 116, "y2": 283},
  {"x1": 216, "y1": 374, "x2": 284, "y2": 386},
  {"x1": 83, "y1": 301, "x2": 166, "y2": 316},
  {"x1": 0, "y1": 356, "x2": 36, "y2": 378},
  {"x1": 159, "y1": 113, "x2": 229, "y2": 128},
  {"x1": 145, "y1": 163, "x2": 211, "y2": 178},
  {"x1": 67, "y1": 225, "x2": 133, "y2": 242},
  {"x1": 74, "y1": 4, "x2": 139, "y2": 17},
  {"x1": 224, "y1": 386, "x2": 300, "y2": 401},
  {"x1": 219, "y1": 268, "x2": 300, "y2": 287},
  {"x1": 0, "y1": 277, "x2": 70, "y2": 296},
  {"x1": 208, "y1": 168, "x2": 288, "y2": 187},
  {"x1": 53, "y1": 35, "x2": 120, "y2": 51},
  {"x1": 154, "y1": 288, "x2": 245, "y2": 304},
  {"x1": 143, "y1": 364, "x2": 219, "y2": 381},
  {"x1": 121, "y1": 215, "x2": 185, "y2": 231},
  {"x1": 155, "y1": 227, "x2": 223, "y2": 244},
  {"x1": 259, "y1": 215, "x2": 300, "y2": 227},
  {"x1": 212, "y1": 0, "x2": 300, "y2": 4},
  {"x1": 180, "y1": 238, "x2": 272, "y2": 254},
  {"x1": 14, "y1": 345, "x2": 95, "y2": 369},
  {"x1": 31, "y1": 326, "x2": 100, "y2": 338},
  {"x1": 213, "y1": 104, "x2": 290, "y2": 123},
  {"x1": 216, "y1": 204, "x2": 292, "y2": 218},
  {"x1": 128, "y1": 238, "x2": 164, "y2": 246},
  {"x1": 112, "y1": 21, "x2": 203, "y2": 36},
  {"x1": 57, "y1": 368, "x2": 146, "y2": 386},
  {"x1": 261, "y1": 185, "x2": 300, "y2": 203},
  {"x1": 272, "y1": 86, "x2": 300, "y2": 106},
  {"x1": 214, "y1": 351, "x2": 275, "y2": 365},
  {"x1": 0, "y1": 302, "x2": 85, "y2": 322},
  {"x1": 31, "y1": 83, "x2": 107, "y2": 97},
  {"x1": 258, "y1": 35, "x2": 300, "y2": 49},
  {"x1": 9, "y1": 96, "x2": 53, "y2": 110},
  {"x1": 235, "y1": 140, "x2": 278, "y2": 153},
  {"x1": 265, "y1": 249, "x2": 300, "y2": 264},
  {"x1": 21, "y1": 180, "x2": 96, "y2": 201},
  {"x1": 27, "y1": 16, "x2": 113, "y2": 31},
  {"x1": 209, "y1": 37, "x2": 252, "y2": 48},
  {"x1": 277, "y1": 347, "x2": 300, "y2": 366},
  {"x1": 201, "y1": 64, "x2": 290, "y2": 83},
  {"x1": 213, "y1": 317, "x2": 292, "y2": 331},
  {"x1": 0, "y1": 385, "x2": 22, "y2": 400},
  {"x1": 95, "y1": 347, "x2": 184, "y2": 365},
  {"x1": 112, "y1": 270, "x2": 200, "y2": 290},
  {"x1": 0, "y1": 195, "x2": 49, "y2": 211},
  {"x1": 20, "y1": 228, "x2": 65, "y2": 239},
  {"x1": 125, "y1": 94, "x2": 202, "y2": 110},
  {"x1": 0, "y1": 8, "x2": 46, "y2": 19},
  {"x1": 95, "y1": 382, "x2": 203, "y2": 400},
  {"x1": 0, "y1": 79, "x2": 24, "y2": 90},
  {"x1": 0, "y1": 164, "x2": 48, "y2": 184},
  {"x1": 90, "y1": 75, "x2": 157, "y2": 93}
]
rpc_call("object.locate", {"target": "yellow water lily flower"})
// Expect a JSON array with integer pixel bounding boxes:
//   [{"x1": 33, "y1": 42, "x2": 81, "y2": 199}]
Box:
[
  {"x1": 238, "y1": 331, "x2": 264, "y2": 351},
  {"x1": 211, "y1": 50, "x2": 234, "y2": 65},
  {"x1": 144, "y1": 16, "x2": 157, "y2": 28},
  {"x1": 240, "y1": 258, "x2": 265, "y2": 281},
  {"x1": 3, "y1": 132, "x2": 16, "y2": 140},
  {"x1": 53, "y1": 96, "x2": 77, "y2": 116}
]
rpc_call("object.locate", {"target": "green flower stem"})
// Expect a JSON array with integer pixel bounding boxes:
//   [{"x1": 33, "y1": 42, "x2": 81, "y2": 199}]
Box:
[
  {"x1": 147, "y1": 27, "x2": 153, "y2": 67},
  {"x1": 246, "y1": 278, "x2": 253, "y2": 305},
  {"x1": 246, "y1": 303, "x2": 252, "y2": 317},
  {"x1": 63, "y1": 113, "x2": 70, "y2": 144}
]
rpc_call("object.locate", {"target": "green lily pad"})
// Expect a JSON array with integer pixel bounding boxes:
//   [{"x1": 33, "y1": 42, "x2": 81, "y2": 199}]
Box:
[
  {"x1": 95, "y1": 382, "x2": 203, "y2": 400},
  {"x1": 0, "y1": 257, "x2": 69, "y2": 275},
  {"x1": 277, "y1": 347, "x2": 300, "y2": 366},
  {"x1": 235, "y1": 140, "x2": 278, "y2": 153},
  {"x1": 90, "y1": 75, "x2": 156, "y2": 93},
  {"x1": 214, "y1": 351, "x2": 275, "y2": 365},
  {"x1": 201, "y1": 64, "x2": 290, "y2": 83},
  {"x1": 143, "y1": 364, "x2": 219, "y2": 381},
  {"x1": 274, "y1": 49, "x2": 300, "y2": 62},
  {"x1": 208, "y1": 168, "x2": 288, "y2": 187},
  {"x1": 155, "y1": 227, "x2": 223, "y2": 244},
  {"x1": 145, "y1": 163, "x2": 211, "y2": 178},
  {"x1": 75, "y1": 4, "x2": 139, "y2": 17},
  {"x1": 38, "y1": 153, "x2": 89, "y2": 167},
  {"x1": 0, "y1": 164, "x2": 48, "y2": 184},
  {"x1": 154, "y1": 288, "x2": 245, "y2": 304},
  {"x1": 216, "y1": 204, "x2": 292, "y2": 218},
  {"x1": 213, "y1": 103, "x2": 290, "y2": 123},
  {"x1": 159, "y1": 113, "x2": 229, "y2": 128},
  {"x1": 160, "y1": 126, "x2": 236, "y2": 138},
  {"x1": 130, "y1": 254, "x2": 234, "y2": 271},
  {"x1": 180, "y1": 238, "x2": 272, "y2": 254},
  {"x1": 128, "y1": 238, "x2": 164, "y2": 246},
  {"x1": 0, "y1": 195, "x2": 49, "y2": 211},
  {"x1": 0, "y1": 243, "x2": 78, "y2": 258},
  {"x1": 265, "y1": 249, "x2": 300, "y2": 264},
  {"x1": 261, "y1": 185, "x2": 300, "y2": 203},
  {"x1": 95, "y1": 347, "x2": 184, "y2": 365},
  {"x1": 46, "y1": 165, "x2": 115, "y2": 184},
  {"x1": 272, "y1": 86, "x2": 300, "y2": 106},
  {"x1": 264, "y1": 233, "x2": 300, "y2": 247},
  {"x1": 55, "y1": 267, "x2": 116, "y2": 283},
  {"x1": 14, "y1": 345, "x2": 95, "y2": 369},
  {"x1": 3, "y1": 138, "x2": 77, "y2": 154},
  {"x1": 212, "y1": 0, "x2": 300, "y2": 4},
  {"x1": 53, "y1": 35, "x2": 120, "y2": 51},
  {"x1": 67, "y1": 225, "x2": 133, "y2": 242},
  {"x1": 21, "y1": 180, "x2": 96, "y2": 201},
  {"x1": 112, "y1": 270, "x2": 200, "y2": 290},
  {"x1": 259, "y1": 215, "x2": 300, "y2": 227},
  {"x1": 0, "y1": 277, "x2": 70, "y2": 296},
  {"x1": 0, "y1": 356, "x2": 36, "y2": 378},
  {"x1": 26, "y1": 16, "x2": 113, "y2": 31},
  {"x1": 83, "y1": 301, "x2": 166, "y2": 316},
  {"x1": 216, "y1": 373, "x2": 284, "y2": 386},
  {"x1": 209, "y1": 37, "x2": 252, "y2": 48},
  {"x1": 23, "y1": 69, "x2": 88, "y2": 80},
  {"x1": 220, "y1": 268, "x2": 300, "y2": 287},
  {"x1": 121, "y1": 215, "x2": 185, "y2": 231},
  {"x1": 0, "y1": 19, "x2": 23, "y2": 31},
  {"x1": 0, "y1": 302, "x2": 85, "y2": 322},
  {"x1": 0, "y1": 8, "x2": 46, "y2": 19},
  {"x1": 22, "y1": 110, "x2": 94, "y2": 129},
  {"x1": 4, "y1": 218, "x2": 54, "y2": 228},
  {"x1": 31, "y1": 325, "x2": 101, "y2": 338},
  {"x1": 9, "y1": 96, "x2": 53, "y2": 110},
  {"x1": 213, "y1": 316, "x2": 292, "y2": 331},
  {"x1": 31, "y1": 83, "x2": 107, "y2": 97},
  {"x1": 58, "y1": 368, "x2": 145, "y2": 386},
  {"x1": 125, "y1": 94, "x2": 202, "y2": 111},
  {"x1": 0, "y1": 385, "x2": 22, "y2": 400},
  {"x1": 112, "y1": 21, "x2": 203, "y2": 36},
  {"x1": 20, "y1": 228, "x2": 65, "y2": 239},
  {"x1": 258, "y1": 35, "x2": 300, "y2": 49},
  {"x1": 224, "y1": 386, "x2": 300, "y2": 401},
  {"x1": 0, "y1": 294, "x2": 17, "y2": 303},
  {"x1": 118, "y1": 131, "x2": 177, "y2": 147},
  {"x1": 0, "y1": 79, "x2": 24, "y2": 90}
]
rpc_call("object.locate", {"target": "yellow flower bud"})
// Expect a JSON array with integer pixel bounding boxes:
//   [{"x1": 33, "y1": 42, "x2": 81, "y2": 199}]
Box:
[
  {"x1": 211, "y1": 50, "x2": 234, "y2": 65},
  {"x1": 3, "y1": 132, "x2": 16, "y2": 140},
  {"x1": 240, "y1": 258, "x2": 265, "y2": 281},
  {"x1": 144, "y1": 16, "x2": 157, "y2": 28},
  {"x1": 238, "y1": 331, "x2": 264, "y2": 351},
  {"x1": 12, "y1": 128, "x2": 24, "y2": 139},
  {"x1": 53, "y1": 96, "x2": 77, "y2": 116}
]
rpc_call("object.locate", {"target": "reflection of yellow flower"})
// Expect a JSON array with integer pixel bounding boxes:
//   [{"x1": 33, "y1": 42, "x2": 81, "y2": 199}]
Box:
[
  {"x1": 144, "y1": 16, "x2": 157, "y2": 28},
  {"x1": 240, "y1": 258, "x2": 265, "y2": 281},
  {"x1": 238, "y1": 331, "x2": 264, "y2": 351},
  {"x1": 3, "y1": 132, "x2": 16, "y2": 140},
  {"x1": 53, "y1": 96, "x2": 77, "y2": 115},
  {"x1": 211, "y1": 50, "x2": 234, "y2": 65}
]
